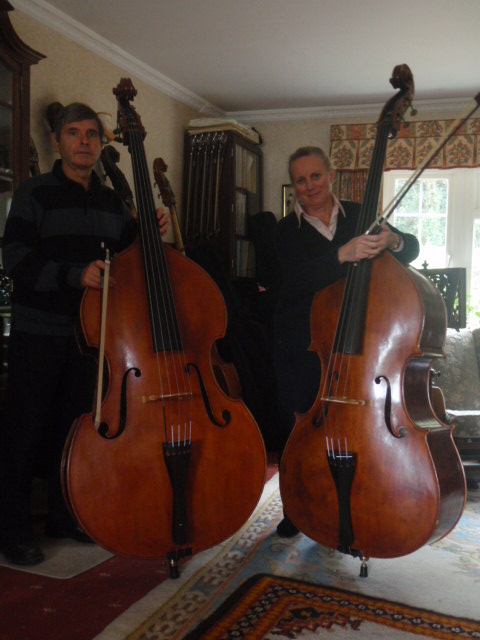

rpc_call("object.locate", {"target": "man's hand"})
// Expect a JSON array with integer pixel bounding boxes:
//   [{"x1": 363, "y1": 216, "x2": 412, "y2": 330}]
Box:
[
  {"x1": 81, "y1": 209, "x2": 170, "y2": 289},
  {"x1": 157, "y1": 208, "x2": 170, "y2": 235},
  {"x1": 81, "y1": 259, "x2": 115, "y2": 289}
]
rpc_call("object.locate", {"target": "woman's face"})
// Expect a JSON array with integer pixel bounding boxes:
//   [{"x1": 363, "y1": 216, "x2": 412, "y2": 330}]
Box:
[{"x1": 290, "y1": 154, "x2": 335, "y2": 214}]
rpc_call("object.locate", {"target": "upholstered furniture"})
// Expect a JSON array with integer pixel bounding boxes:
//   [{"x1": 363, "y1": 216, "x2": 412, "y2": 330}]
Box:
[{"x1": 433, "y1": 328, "x2": 480, "y2": 487}]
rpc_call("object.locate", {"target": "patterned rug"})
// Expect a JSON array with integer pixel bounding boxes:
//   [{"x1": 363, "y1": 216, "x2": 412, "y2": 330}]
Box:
[
  {"x1": 95, "y1": 475, "x2": 480, "y2": 640},
  {"x1": 184, "y1": 573, "x2": 480, "y2": 639}
]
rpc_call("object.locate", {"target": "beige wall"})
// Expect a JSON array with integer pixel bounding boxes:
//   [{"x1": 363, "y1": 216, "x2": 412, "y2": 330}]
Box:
[
  {"x1": 249, "y1": 118, "x2": 331, "y2": 217},
  {"x1": 11, "y1": 10, "x2": 200, "y2": 244},
  {"x1": 11, "y1": 10, "x2": 469, "y2": 232},
  {"x1": 251, "y1": 106, "x2": 466, "y2": 219}
]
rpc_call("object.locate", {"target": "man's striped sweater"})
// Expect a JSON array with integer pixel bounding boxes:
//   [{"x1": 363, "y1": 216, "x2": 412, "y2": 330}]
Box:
[{"x1": 2, "y1": 160, "x2": 137, "y2": 335}]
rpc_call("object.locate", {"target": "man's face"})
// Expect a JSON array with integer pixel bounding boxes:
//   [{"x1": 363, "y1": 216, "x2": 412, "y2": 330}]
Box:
[{"x1": 52, "y1": 118, "x2": 102, "y2": 177}]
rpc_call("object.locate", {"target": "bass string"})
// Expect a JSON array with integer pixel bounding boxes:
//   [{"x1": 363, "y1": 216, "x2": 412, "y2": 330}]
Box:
[
  {"x1": 319, "y1": 266, "x2": 359, "y2": 458},
  {"x1": 319, "y1": 116, "x2": 393, "y2": 456},
  {"x1": 129, "y1": 127, "x2": 193, "y2": 446}
]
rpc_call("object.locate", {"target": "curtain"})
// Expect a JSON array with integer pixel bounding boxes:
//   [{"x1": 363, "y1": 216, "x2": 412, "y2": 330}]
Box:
[{"x1": 329, "y1": 117, "x2": 480, "y2": 202}]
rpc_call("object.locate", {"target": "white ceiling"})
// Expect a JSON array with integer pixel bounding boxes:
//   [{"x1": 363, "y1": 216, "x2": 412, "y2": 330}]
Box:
[{"x1": 13, "y1": 0, "x2": 480, "y2": 118}]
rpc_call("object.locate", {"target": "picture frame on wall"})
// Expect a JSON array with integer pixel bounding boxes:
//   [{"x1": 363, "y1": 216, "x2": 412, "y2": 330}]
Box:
[{"x1": 282, "y1": 183, "x2": 295, "y2": 217}]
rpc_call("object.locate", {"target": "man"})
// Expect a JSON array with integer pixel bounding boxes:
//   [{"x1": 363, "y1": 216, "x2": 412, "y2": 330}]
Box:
[{"x1": 0, "y1": 103, "x2": 169, "y2": 565}]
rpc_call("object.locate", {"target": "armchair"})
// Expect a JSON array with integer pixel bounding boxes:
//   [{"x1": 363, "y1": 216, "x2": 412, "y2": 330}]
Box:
[{"x1": 432, "y1": 328, "x2": 480, "y2": 488}]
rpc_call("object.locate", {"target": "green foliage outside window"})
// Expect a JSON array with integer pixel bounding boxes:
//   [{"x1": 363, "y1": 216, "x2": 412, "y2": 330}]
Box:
[{"x1": 392, "y1": 178, "x2": 448, "y2": 267}]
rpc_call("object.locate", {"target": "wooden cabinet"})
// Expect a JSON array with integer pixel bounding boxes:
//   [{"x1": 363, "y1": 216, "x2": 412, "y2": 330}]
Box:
[
  {"x1": 182, "y1": 129, "x2": 263, "y2": 282},
  {"x1": 0, "y1": 0, "x2": 44, "y2": 240},
  {"x1": 0, "y1": 1, "x2": 44, "y2": 384}
]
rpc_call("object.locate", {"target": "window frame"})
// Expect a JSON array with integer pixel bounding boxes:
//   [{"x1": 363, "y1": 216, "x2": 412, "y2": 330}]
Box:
[{"x1": 383, "y1": 168, "x2": 480, "y2": 300}]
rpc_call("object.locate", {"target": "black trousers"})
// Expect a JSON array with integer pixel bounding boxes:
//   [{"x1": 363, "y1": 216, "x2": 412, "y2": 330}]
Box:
[
  {"x1": 273, "y1": 345, "x2": 321, "y2": 456},
  {"x1": 0, "y1": 329, "x2": 96, "y2": 545}
]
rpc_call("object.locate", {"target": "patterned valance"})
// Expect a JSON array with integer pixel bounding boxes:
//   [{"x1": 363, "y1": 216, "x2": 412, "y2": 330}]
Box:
[{"x1": 330, "y1": 118, "x2": 480, "y2": 171}]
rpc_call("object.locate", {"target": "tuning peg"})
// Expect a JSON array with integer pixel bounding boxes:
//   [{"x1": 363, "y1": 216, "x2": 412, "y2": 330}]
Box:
[
  {"x1": 112, "y1": 128, "x2": 123, "y2": 143},
  {"x1": 405, "y1": 96, "x2": 418, "y2": 117}
]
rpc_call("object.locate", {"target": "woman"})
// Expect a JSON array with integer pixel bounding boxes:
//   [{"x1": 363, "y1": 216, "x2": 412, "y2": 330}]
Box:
[{"x1": 273, "y1": 146, "x2": 419, "y2": 537}]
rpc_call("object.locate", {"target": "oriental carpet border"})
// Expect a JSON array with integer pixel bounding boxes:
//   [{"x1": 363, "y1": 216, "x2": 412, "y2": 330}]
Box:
[{"x1": 185, "y1": 573, "x2": 480, "y2": 639}]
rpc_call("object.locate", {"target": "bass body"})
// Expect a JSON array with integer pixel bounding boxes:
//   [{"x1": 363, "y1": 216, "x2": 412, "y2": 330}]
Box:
[
  {"x1": 280, "y1": 252, "x2": 465, "y2": 559},
  {"x1": 63, "y1": 240, "x2": 266, "y2": 559}
]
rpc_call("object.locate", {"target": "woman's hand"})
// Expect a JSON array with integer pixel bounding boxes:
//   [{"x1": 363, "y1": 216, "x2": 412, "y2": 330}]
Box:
[{"x1": 338, "y1": 225, "x2": 400, "y2": 264}]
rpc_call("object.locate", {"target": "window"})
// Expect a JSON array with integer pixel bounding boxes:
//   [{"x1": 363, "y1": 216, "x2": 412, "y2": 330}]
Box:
[
  {"x1": 471, "y1": 219, "x2": 480, "y2": 325},
  {"x1": 383, "y1": 168, "x2": 480, "y2": 327},
  {"x1": 387, "y1": 175, "x2": 448, "y2": 269}
]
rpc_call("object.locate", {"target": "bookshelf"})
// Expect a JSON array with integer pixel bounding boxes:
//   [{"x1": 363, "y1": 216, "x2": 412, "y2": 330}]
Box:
[{"x1": 182, "y1": 130, "x2": 263, "y2": 282}]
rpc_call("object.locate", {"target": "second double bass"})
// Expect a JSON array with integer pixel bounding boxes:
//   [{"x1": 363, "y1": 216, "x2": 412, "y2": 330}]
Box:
[
  {"x1": 280, "y1": 65, "x2": 466, "y2": 566},
  {"x1": 62, "y1": 79, "x2": 266, "y2": 574}
]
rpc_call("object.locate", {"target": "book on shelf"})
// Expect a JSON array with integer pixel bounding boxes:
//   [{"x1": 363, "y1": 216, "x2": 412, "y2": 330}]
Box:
[
  {"x1": 235, "y1": 146, "x2": 257, "y2": 193},
  {"x1": 235, "y1": 238, "x2": 256, "y2": 279},
  {"x1": 235, "y1": 190, "x2": 247, "y2": 236}
]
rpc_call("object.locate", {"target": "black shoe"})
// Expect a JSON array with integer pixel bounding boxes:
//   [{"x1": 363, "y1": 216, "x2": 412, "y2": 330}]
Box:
[
  {"x1": 276, "y1": 516, "x2": 299, "y2": 538},
  {"x1": 3, "y1": 540, "x2": 44, "y2": 566},
  {"x1": 45, "y1": 523, "x2": 94, "y2": 544}
]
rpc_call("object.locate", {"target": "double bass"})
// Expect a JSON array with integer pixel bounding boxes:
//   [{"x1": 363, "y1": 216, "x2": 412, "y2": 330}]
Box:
[
  {"x1": 153, "y1": 157, "x2": 184, "y2": 254},
  {"x1": 101, "y1": 139, "x2": 242, "y2": 401},
  {"x1": 153, "y1": 157, "x2": 242, "y2": 399},
  {"x1": 101, "y1": 143, "x2": 138, "y2": 220},
  {"x1": 280, "y1": 65, "x2": 466, "y2": 571},
  {"x1": 61, "y1": 79, "x2": 266, "y2": 576}
]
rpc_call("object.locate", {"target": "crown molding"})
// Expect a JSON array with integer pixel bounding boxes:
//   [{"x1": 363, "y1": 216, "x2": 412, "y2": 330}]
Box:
[
  {"x1": 11, "y1": 0, "x2": 472, "y2": 125},
  {"x1": 227, "y1": 97, "x2": 471, "y2": 123},
  {"x1": 11, "y1": 0, "x2": 225, "y2": 116}
]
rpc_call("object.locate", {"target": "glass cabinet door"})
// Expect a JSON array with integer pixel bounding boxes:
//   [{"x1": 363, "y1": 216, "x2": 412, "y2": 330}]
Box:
[
  {"x1": 0, "y1": 60, "x2": 13, "y2": 238},
  {"x1": 0, "y1": 0, "x2": 45, "y2": 242}
]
